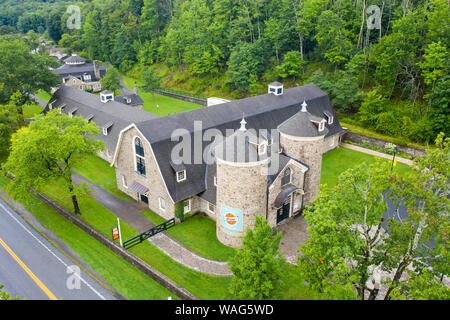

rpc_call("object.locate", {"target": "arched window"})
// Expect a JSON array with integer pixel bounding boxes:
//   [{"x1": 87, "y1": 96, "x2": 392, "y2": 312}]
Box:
[
  {"x1": 281, "y1": 167, "x2": 291, "y2": 186},
  {"x1": 135, "y1": 137, "x2": 145, "y2": 176},
  {"x1": 135, "y1": 137, "x2": 144, "y2": 157}
]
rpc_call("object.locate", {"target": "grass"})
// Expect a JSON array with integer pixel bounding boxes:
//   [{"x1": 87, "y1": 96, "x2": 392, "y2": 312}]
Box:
[
  {"x1": 141, "y1": 210, "x2": 238, "y2": 262},
  {"x1": 122, "y1": 75, "x2": 203, "y2": 116},
  {"x1": 72, "y1": 153, "x2": 133, "y2": 201},
  {"x1": 0, "y1": 175, "x2": 176, "y2": 300},
  {"x1": 33, "y1": 89, "x2": 52, "y2": 104},
  {"x1": 320, "y1": 146, "x2": 412, "y2": 187}
]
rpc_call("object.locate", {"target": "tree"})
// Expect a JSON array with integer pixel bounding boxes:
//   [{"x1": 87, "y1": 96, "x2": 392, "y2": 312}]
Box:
[
  {"x1": 228, "y1": 216, "x2": 283, "y2": 299},
  {"x1": 298, "y1": 137, "x2": 449, "y2": 300},
  {"x1": 141, "y1": 68, "x2": 161, "y2": 92},
  {"x1": 277, "y1": 51, "x2": 305, "y2": 81},
  {"x1": 0, "y1": 39, "x2": 58, "y2": 103},
  {"x1": 358, "y1": 89, "x2": 387, "y2": 128},
  {"x1": 101, "y1": 67, "x2": 121, "y2": 92},
  {"x1": 3, "y1": 110, "x2": 105, "y2": 215},
  {"x1": 0, "y1": 91, "x2": 23, "y2": 155},
  {"x1": 0, "y1": 284, "x2": 20, "y2": 300}
]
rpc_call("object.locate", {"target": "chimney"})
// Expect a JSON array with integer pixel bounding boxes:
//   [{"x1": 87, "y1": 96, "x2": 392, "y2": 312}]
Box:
[
  {"x1": 133, "y1": 82, "x2": 138, "y2": 95},
  {"x1": 93, "y1": 60, "x2": 100, "y2": 80},
  {"x1": 100, "y1": 90, "x2": 114, "y2": 103}
]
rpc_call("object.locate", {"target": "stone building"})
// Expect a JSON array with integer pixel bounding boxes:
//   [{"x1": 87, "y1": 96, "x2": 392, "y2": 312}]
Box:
[
  {"x1": 44, "y1": 85, "x2": 159, "y2": 162},
  {"x1": 110, "y1": 82, "x2": 345, "y2": 248},
  {"x1": 51, "y1": 53, "x2": 107, "y2": 92}
]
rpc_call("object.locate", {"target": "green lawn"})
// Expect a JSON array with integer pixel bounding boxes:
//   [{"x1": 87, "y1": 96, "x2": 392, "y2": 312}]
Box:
[
  {"x1": 72, "y1": 153, "x2": 133, "y2": 201},
  {"x1": 141, "y1": 210, "x2": 238, "y2": 261},
  {"x1": 122, "y1": 75, "x2": 203, "y2": 116},
  {"x1": 34, "y1": 89, "x2": 52, "y2": 104},
  {"x1": 321, "y1": 146, "x2": 412, "y2": 187},
  {"x1": 0, "y1": 175, "x2": 175, "y2": 300}
]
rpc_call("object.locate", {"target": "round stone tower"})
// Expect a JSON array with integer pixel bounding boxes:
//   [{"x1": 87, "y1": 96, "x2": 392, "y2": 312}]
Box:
[
  {"x1": 214, "y1": 117, "x2": 269, "y2": 248},
  {"x1": 277, "y1": 100, "x2": 328, "y2": 205}
]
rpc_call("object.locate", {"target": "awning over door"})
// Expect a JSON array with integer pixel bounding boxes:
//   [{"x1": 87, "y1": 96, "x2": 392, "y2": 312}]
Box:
[
  {"x1": 273, "y1": 184, "x2": 299, "y2": 208},
  {"x1": 129, "y1": 181, "x2": 149, "y2": 195}
]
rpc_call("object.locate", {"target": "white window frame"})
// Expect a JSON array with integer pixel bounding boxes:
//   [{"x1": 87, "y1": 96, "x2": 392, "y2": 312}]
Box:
[
  {"x1": 159, "y1": 197, "x2": 166, "y2": 211},
  {"x1": 208, "y1": 202, "x2": 215, "y2": 214},
  {"x1": 213, "y1": 175, "x2": 217, "y2": 186},
  {"x1": 103, "y1": 127, "x2": 108, "y2": 136},
  {"x1": 318, "y1": 121, "x2": 325, "y2": 132},
  {"x1": 133, "y1": 136, "x2": 146, "y2": 176},
  {"x1": 176, "y1": 170, "x2": 186, "y2": 182},
  {"x1": 328, "y1": 116, "x2": 334, "y2": 125},
  {"x1": 183, "y1": 199, "x2": 191, "y2": 213}
]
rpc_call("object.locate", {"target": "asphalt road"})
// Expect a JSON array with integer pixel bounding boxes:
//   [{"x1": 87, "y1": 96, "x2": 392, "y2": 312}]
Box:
[{"x1": 0, "y1": 197, "x2": 117, "y2": 300}]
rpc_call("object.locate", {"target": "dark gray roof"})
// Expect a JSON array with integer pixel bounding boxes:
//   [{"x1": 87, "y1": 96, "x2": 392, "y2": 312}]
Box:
[
  {"x1": 135, "y1": 83, "x2": 343, "y2": 203},
  {"x1": 277, "y1": 111, "x2": 329, "y2": 137},
  {"x1": 52, "y1": 63, "x2": 107, "y2": 81},
  {"x1": 115, "y1": 94, "x2": 144, "y2": 106},
  {"x1": 44, "y1": 85, "x2": 161, "y2": 153},
  {"x1": 64, "y1": 55, "x2": 86, "y2": 64},
  {"x1": 269, "y1": 81, "x2": 283, "y2": 87}
]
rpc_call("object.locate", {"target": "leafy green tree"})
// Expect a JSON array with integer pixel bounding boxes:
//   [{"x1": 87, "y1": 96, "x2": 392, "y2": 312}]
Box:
[
  {"x1": 417, "y1": 41, "x2": 448, "y2": 87},
  {"x1": 429, "y1": 74, "x2": 450, "y2": 136},
  {"x1": 228, "y1": 216, "x2": 283, "y2": 299},
  {"x1": 298, "y1": 136, "x2": 449, "y2": 300},
  {"x1": 3, "y1": 110, "x2": 105, "y2": 215},
  {"x1": 277, "y1": 51, "x2": 305, "y2": 81},
  {"x1": 141, "y1": 68, "x2": 161, "y2": 92},
  {"x1": 0, "y1": 284, "x2": 20, "y2": 300},
  {"x1": 0, "y1": 39, "x2": 58, "y2": 103},
  {"x1": 0, "y1": 91, "x2": 23, "y2": 155},
  {"x1": 358, "y1": 89, "x2": 387, "y2": 128},
  {"x1": 101, "y1": 67, "x2": 122, "y2": 92}
]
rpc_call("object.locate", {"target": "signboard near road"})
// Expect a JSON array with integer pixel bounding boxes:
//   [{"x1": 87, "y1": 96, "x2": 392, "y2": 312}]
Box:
[{"x1": 112, "y1": 226, "x2": 119, "y2": 241}]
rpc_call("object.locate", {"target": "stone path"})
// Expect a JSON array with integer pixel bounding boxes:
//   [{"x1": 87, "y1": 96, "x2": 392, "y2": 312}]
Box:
[
  {"x1": 340, "y1": 142, "x2": 413, "y2": 166},
  {"x1": 72, "y1": 172, "x2": 232, "y2": 276},
  {"x1": 276, "y1": 215, "x2": 309, "y2": 265}
]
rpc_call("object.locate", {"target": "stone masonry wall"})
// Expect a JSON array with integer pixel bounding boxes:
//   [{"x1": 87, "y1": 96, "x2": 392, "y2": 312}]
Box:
[
  {"x1": 216, "y1": 159, "x2": 268, "y2": 248},
  {"x1": 114, "y1": 126, "x2": 174, "y2": 220},
  {"x1": 280, "y1": 133, "x2": 325, "y2": 205}
]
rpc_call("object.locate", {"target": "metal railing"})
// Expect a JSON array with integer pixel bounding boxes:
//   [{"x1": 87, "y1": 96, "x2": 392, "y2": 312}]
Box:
[{"x1": 123, "y1": 218, "x2": 176, "y2": 250}]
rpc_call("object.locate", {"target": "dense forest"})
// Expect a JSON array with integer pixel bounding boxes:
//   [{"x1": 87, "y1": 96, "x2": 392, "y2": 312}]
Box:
[{"x1": 0, "y1": 0, "x2": 449, "y2": 144}]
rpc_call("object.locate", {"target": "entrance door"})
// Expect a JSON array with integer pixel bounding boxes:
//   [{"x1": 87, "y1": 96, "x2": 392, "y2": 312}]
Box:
[
  {"x1": 277, "y1": 199, "x2": 290, "y2": 224},
  {"x1": 140, "y1": 194, "x2": 149, "y2": 204}
]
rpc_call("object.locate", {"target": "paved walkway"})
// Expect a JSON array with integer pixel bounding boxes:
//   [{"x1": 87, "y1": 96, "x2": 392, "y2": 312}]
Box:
[
  {"x1": 340, "y1": 142, "x2": 413, "y2": 166},
  {"x1": 72, "y1": 172, "x2": 232, "y2": 276},
  {"x1": 276, "y1": 215, "x2": 309, "y2": 265}
]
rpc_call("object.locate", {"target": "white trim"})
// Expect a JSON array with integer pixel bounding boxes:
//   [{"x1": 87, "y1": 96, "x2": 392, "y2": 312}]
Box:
[
  {"x1": 111, "y1": 124, "x2": 175, "y2": 204},
  {"x1": 213, "y1": 175, "x2": 217, "y2": 186},
  {"x1": 216, "y1": 156, "x2": 270, "y2": 167},
  {"x1": 159, "y1": 197, "x2": 166, "y2": 211},
  {"x1": 268, "y1": 159, "x2": 309, "y2": 187},
  {"x1": 279, "y1": 131, "x2": 325, "y2": 142},
  {"x1": 176, "y1": 170, "x2": 186, "y2": 182},
  {"x1": 207, "y1": 202, "x2": 215, "y2": 214},
  {"x1": 183, "y1": 199, "x2": 191, "y2": 213}
]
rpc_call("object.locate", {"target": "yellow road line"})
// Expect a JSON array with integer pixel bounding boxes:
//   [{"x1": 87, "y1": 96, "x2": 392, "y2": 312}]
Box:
[{"x1": 0, "y1": 237, "x2": 57, "y2": 300}]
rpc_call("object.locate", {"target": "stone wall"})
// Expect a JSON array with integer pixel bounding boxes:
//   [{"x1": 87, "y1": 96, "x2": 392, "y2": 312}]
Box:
[
  {"x1": 151, "y1": 89, "x2": 207, "y2": 106},
  {"x1": 114, "y1": 126, "x2": 174, "y2": 219},
  {"x1": 216, "y1": 159, "x2": 268, "y2": 248},
  {"x1": 267, "y1": 161, "x2": 307, "y2": 227},
  {"x1": 280, "y1": 133, "x2": 325, "y2": 205},
  {"x1": 34, "y1": 192, "x2": 197, "y2": 300},
  {"x1": 343, "y1": 131, "x2": 426, "y2": 159}
]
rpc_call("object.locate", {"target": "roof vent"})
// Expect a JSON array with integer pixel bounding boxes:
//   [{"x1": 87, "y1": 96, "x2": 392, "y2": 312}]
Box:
[
  {"x1": 100, "y1": 90, "x2": 114, "y2": 103},
  {"x1": 268, "y1": 81, "x2": 283, "y2": 96}
]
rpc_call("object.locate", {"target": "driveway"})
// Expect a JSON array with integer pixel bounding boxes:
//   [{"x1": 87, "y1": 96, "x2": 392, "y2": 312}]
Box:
[{"x1": 276, "y1": 214, "x2": 309, "y2": 265}]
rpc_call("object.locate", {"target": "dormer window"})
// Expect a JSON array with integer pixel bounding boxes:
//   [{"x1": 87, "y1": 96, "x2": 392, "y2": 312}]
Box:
[
  {"x1": 102, "y1": 121, "x2": 114, "y2": 136},
  {"x1": 281, "y1": 167, "x2": 291, "y2": 186},
  {"x1": 176, "y1": 170, "x2": 186, "y2": 182},
  {"x1": 83, "y1": 74, "x2": 91, "y2": 81},
  {"x1": 323, "y1": 111, "x2": 334, "y2": 125},
  {"x1": 318, "y1": 121, "x2": 325, "y2": 132}
]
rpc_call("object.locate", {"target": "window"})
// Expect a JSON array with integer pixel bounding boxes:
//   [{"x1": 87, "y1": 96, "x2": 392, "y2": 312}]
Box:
[
  {"x1": 208, "y1": 203, "x2": 215, "y2": 214},
  {"x1": 258, "y1": 143, "x2": 266, "y2": 155},
  {"x1": 159, "y1": 198, "x2": 166, "y2": 211},
  {"x1": 318, "y1": 121, "x2": 325, "y2": 132},
  {"x1": 176, "y1": 170, "x2": 186, "y2": 182},
  {"x1": 277, "y1": 88, "x2": 282, "y2": 95},
  {"x1": 122, "y1": 175, "x2": 127, "y2": 188},
  {"x1": 281, "y1": 167, "x2": 291, "y2": 186},
  {"x1": 328, "y1": 116, "x2": 333, "y2": 125},
  {"x1": 136, "y1": 156, "x2": 146, "y2": 176},
  {"x1": 183, "y1": 200, "x2": 191, "y2": 213},
  {"x1": 103, "y1": 127, "x2": 108, "y2": 135},
  {"x1": 135, "y1": 137, "x2": 144, "y2": 157}
]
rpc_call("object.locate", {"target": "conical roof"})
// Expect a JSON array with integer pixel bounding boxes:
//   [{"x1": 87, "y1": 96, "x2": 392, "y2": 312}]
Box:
[{"x1": 277, "y1": 111, "x2": 328, "y2": 137}]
